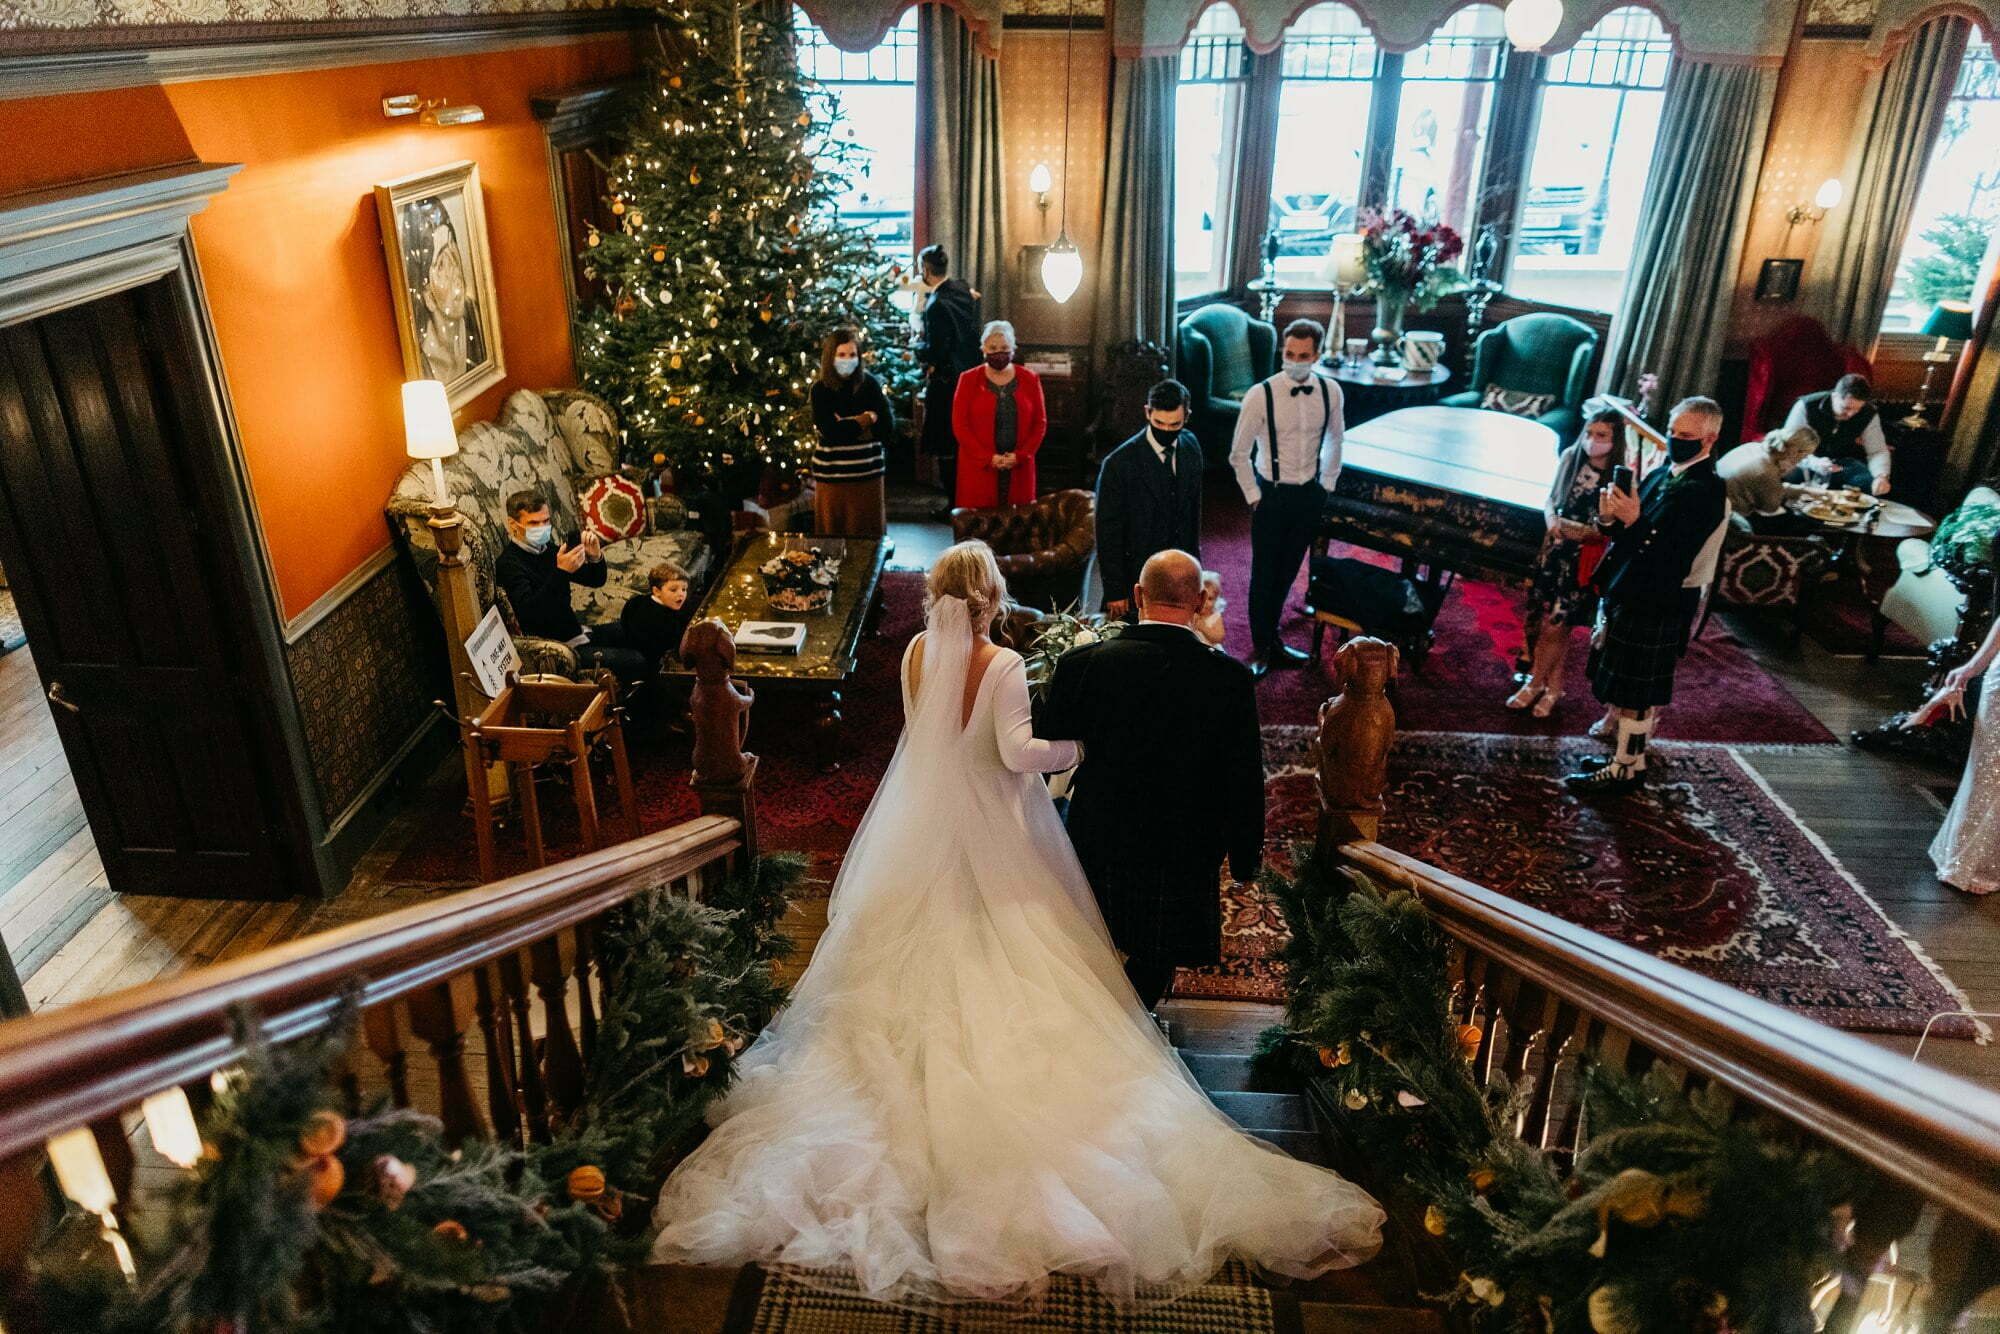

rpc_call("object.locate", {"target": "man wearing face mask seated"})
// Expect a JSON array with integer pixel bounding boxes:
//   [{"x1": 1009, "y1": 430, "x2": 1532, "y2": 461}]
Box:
[
  {"x1": 493, "y1": 489, "x2": 650, "y2": 683},
  {"x1": 1228, "y1": 318, "x2": 1344, "y2": 679}
]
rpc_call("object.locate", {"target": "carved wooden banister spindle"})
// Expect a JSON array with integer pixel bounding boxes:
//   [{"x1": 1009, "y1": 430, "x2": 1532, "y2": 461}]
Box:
[
  {"x1": 470, "y1": 965, "x2": 521, "y2": 1146},
  {"x1": 495, "y1": 951, "x2": 550, "y2": 1140},
  {"x1": 405, "y1": 975, "x2": 490, "y2": 1145},
  {"x1": 87, "y1": 1118, "x2": 135, "y2": 1224},
  {"x1": 1523, "y1": 1001, "x2": 1585, "y2": 1149},
  {"x1": 1310, "y1": 636, "x2": 1397, "y2": 863},
  {"x1": 363, "y1": 1003, "x2": 411, "y2": 1108},
  {"x1": 574, "y1": 922, "x2": 601, "y2": 1067},
  {"x1": 530, "y1": 935, "x2": 587, "y2": 1126}
]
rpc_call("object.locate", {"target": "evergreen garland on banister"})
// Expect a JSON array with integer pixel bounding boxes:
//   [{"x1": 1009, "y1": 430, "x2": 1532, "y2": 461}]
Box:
[
  {"x1": 8, "y1": 853, "x2": 806, "y2": 1334},
  {"x1": 1258, "y1": 851, "x2": 1861, "y2": 1334}
]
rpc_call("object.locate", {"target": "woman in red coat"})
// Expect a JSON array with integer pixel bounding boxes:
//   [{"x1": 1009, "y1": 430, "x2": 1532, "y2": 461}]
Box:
[{"x1": 950, "y1": 319, "x2": 1047, "y2": 510}]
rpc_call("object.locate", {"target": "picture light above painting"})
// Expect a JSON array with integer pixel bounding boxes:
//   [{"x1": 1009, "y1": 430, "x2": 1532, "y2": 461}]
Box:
[{"x1": 375, "y1": 161, "x2": 507, "y2": 409}]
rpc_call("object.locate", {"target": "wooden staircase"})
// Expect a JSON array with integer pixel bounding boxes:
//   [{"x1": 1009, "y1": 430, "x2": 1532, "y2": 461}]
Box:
[{"x1": 625, "y1": 998, "x2": 1446, "y2": 1334}]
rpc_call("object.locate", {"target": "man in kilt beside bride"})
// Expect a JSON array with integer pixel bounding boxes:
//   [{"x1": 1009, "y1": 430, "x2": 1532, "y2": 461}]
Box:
[{"x1": 1564, "y1": 395, "x2": 1733, "y2": 795}]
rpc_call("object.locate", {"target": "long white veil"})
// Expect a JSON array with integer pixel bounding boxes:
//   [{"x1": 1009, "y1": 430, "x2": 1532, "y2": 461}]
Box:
[{"x1": 822, "y1": 593, "x2": 977, "y2": 923}]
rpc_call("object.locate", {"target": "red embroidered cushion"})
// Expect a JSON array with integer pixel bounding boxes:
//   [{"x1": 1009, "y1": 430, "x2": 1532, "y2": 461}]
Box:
[{"x1": 580, "y1": 474, "x2": 646, "y2": 543}]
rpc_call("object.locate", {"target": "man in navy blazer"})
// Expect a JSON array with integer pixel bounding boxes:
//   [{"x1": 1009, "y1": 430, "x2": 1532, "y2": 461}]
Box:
[{"x1": 1094, "y1": 379, "x2": 1204, "y2": 620}]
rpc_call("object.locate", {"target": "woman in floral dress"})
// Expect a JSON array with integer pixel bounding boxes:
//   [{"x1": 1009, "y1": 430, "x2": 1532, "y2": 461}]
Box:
[{"x1": 1507, "y1": 408, "x2": 1626, "y2": 718}]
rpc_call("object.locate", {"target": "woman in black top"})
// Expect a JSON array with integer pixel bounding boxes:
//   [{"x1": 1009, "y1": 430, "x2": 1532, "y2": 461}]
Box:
[{"x1": 809, "y1": 326, "x2": 894, "y2": 537}]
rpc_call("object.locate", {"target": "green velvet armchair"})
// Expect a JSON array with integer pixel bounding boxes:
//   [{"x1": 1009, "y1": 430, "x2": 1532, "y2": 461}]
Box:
[
  {"x1": 1176, "y1": 303, "x2": 1277, "y2": 468},
  {"x1": 1440, "y1": 312, "x2": 1598, "y2": 445}
]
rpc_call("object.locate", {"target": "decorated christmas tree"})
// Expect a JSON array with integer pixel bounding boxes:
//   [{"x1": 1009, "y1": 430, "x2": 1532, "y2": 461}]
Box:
[{"x1": 579, "y1": 0, "x2": 918, "y2": 502}]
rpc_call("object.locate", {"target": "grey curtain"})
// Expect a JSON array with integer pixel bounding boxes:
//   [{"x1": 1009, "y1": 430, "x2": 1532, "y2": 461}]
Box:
[
  {"x1": 1600, "y1": 60, "x2": 1778, "y2": 413},
  {"x1": 1941, "y1": 261, "x2": 2000, "y2": 499},
  {"x1": 918, "y1": 5, "x2": 1007, "y2": 309},
  {"x1": 1814, "y1": 17, "x2": 1969, "y2": 351},
  {"x1": 1091, "y1": 55, "x2": 1180, "y2": 355}
]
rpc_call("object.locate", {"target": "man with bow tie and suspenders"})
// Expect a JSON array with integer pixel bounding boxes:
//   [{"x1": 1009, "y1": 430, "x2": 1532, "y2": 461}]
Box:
[{"x1": 1228, "y1": 318, "x2": 1344, "y2": 679}]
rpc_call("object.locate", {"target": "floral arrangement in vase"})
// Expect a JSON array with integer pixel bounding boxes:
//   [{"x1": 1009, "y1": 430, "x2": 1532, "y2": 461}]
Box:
[
  {"x1": 759, "y1": 542, "x2": 842, "y2": 613},
  {"x1": 1357, "y1": 208, "x2": 1467, "y2": 353}
]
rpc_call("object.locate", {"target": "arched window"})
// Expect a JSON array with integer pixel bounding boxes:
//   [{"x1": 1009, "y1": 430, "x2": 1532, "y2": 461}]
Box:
[
  {"x1": 1508, "y1": 5, "x2": 1673, "y2": 311},
  {"x1": 1176, "y1": 3, "x2": 1253, "y2": 298},
  {"x1": 794, "y1": 7, "x2": 920, "y2": 258},
  {"x1": 1385, "y1": 5, "x2": 1508, "y2": 241},
  {"x1": 1881, "y1": 29, "x2": 2000, "y2": 333},
  {"x1": 1269, "y1": 4, "x2": 1380, "y2": 281}
]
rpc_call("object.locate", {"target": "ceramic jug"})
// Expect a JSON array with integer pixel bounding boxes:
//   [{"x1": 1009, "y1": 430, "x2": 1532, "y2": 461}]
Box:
[{"x1": 1399, "y1": 330, "x2": 1446, "y2": 373}]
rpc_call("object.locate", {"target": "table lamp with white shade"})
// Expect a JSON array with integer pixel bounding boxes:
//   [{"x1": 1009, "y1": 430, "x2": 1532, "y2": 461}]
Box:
[
  {"x1": 1906, "y1": 299, "x2": 1975, "y2": 426},
  {"x1": 1319, "y1": 232, "x2": 1367, "y2": 365},
  {"x1": 403, "y1": 379, "x2": 458, "y2": 510}
]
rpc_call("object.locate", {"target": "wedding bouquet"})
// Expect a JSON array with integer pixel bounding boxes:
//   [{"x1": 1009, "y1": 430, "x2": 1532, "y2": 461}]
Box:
[
  {"x1": 1356, "y1": 208, "x2": 1466, "y2": 316},
  {"x1": 1021, "y1": 606, "x2": 1123, "y2": 702},
  {"x1": 759, "y1": 543, "x2": 841, "y2": 613}
]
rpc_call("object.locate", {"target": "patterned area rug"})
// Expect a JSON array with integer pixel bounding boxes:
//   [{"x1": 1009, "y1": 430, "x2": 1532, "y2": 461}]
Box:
[
  {"x1": 0, "y1": 587, "x2": 23, "y2": 657},
  {"x1": 731, "y1": 1261, "x2": 1280, "y2": 1334},
  {"x1": 1177, "y1": 727, "x2": 1980, "y2": 1039}
]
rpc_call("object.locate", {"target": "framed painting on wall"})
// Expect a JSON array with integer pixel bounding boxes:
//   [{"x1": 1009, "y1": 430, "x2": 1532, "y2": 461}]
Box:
[{"x1": 374, "y1": 161, "x2": 506, "y2": 408}]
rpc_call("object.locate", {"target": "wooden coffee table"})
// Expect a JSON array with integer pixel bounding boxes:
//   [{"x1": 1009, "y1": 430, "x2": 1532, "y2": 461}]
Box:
[{"x1": 665, "y1": 531, "x2": 889, "y2": 771}]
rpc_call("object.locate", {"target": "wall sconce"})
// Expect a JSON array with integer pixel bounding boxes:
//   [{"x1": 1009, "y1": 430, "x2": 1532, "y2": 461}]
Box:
[
  {"x1": 1785, "y1": 177, "x2": 1843, "y2": 229},
  {"x1": 403, "y1": 379, "x2": 460, "y2": 510},
  {"x1": 382, "y1": 93, "x2": 486, "y2": 126},
  {"x1": 1029, "y1": 162, "x2": 1053, "y2": 216}
]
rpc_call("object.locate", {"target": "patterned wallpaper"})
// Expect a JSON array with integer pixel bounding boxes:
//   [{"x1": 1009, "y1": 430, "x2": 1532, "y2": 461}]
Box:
[
  {"x1": 284, "y1": 557, "x2": 444, "y2": 825},
  {"x1": 1805, "y1": 0, "x2": 1878, "y2": 25},
  {"x1": 0, "y1": 0, "x2": 610, "y2": 33}
]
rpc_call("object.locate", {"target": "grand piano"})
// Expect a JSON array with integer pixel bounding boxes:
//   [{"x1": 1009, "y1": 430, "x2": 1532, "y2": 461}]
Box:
[{"x1": 1317, "y1": 400, "x2": 1664, "y2": 587}]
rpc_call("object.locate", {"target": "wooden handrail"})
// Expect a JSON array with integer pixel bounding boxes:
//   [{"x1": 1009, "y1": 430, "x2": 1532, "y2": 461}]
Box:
[
  {"x1": 0, "y1": 815, "x2": 742, "y2": 1164},
  {"x1": 1342, "y1": 841, "x2": 2000, "y2": 1230}
]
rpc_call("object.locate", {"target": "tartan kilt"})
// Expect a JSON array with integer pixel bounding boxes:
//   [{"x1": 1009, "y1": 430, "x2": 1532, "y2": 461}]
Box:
[{"x1": 1588, "y1": 594, "x2": 1697, "y2": 710}]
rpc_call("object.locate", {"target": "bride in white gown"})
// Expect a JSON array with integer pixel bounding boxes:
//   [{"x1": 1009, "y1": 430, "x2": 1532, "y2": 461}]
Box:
[{"x1": 651, "y1": 541, "x2": 1384, "y2": 1309}]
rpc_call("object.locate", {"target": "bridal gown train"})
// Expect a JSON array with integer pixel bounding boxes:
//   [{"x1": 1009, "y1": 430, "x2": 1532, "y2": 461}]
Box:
[{"x1": 651, "y1": 596, "x2": 1384, "y2": 1308}]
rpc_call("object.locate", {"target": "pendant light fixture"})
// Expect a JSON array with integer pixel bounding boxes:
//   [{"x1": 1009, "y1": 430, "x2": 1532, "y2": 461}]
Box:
[
  {"x1": 1503, "y1": 0, "x2": 1563, "y2": 51},
  {"x1": 1040, "y1": 0, "x2": 1085, "y2": 304}
]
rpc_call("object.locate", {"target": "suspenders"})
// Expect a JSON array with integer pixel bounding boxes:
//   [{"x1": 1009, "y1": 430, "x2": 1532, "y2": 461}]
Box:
[{"x1": 1258, "y1": 377, "x2": 1331, "y2": 485}]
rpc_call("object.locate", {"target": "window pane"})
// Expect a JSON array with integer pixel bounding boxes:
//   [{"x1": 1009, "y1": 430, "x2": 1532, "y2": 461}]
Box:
[
  {"x1": 1176, "y1": 3, "x2": 1249, "y2": 298},
  {"x1": 1510, "y1": 6, "x2": 1671, "y2": 312},
  {"x1": 1386, "y1": 5, "x2": 1506, "y2": 243},
  {"x1": 1271, "y1": 4, "x2": 1377, "y2": 280},
  {"x1": 1881, "y1": 32, "x2": 2000, "y2": 333},
  {"x1": 795, "y1": 9, "x2": 919, "y2": 257}
]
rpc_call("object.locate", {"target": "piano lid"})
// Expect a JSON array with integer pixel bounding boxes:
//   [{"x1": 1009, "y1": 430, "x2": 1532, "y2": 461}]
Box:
[{"x1": 1338, "y1": 406, "x2": 1560, "y2": 513}]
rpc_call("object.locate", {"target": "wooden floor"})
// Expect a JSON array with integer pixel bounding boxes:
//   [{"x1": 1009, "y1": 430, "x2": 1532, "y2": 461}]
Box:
[{"x1": 0, "y1": 640, "x2": 110, "y2": 987}]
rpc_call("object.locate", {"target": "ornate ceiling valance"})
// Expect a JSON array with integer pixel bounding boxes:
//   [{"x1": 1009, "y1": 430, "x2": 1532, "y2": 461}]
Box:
[
  {"x1": 1111, "y1": 0, "x2": 1800, "y2": 62},
  {"x1": 1868, "y1": 0, "x2": 1999, "y2": 58}
]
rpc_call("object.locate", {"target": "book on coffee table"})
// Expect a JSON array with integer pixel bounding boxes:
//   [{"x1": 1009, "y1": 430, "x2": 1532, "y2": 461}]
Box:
[{"x1": 732, "y1": 620, "x2": 807, "y2": 655}]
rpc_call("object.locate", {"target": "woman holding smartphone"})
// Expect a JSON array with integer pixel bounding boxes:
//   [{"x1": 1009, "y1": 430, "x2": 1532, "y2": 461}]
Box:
[{"x1": 1507, "y1": 408, "x2": 1627, "y2": 718}]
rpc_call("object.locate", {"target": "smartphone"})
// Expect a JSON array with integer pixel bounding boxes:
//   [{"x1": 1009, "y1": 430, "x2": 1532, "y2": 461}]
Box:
[{"x1": 1610, "y1": 464, "x2": 1635, "y2": 495}]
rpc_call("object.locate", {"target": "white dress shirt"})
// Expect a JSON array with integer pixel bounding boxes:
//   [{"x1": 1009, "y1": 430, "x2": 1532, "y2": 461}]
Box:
[{"x1": 1228, "y1": 371, "x2": 1343, "y2": 504}]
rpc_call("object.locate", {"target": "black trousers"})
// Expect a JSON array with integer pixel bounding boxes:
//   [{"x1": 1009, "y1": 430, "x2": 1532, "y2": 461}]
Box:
[
  {"x1": 577, "y1": 623, "x2": 649, "y2": 683},
  {"x1": 1249, "y1": 480, "x2": 1325, "y2": 654}
]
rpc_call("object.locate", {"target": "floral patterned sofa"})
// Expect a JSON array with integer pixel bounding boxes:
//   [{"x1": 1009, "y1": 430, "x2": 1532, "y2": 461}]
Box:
[{"x1": 386, "y1": 388, "x2": 710, "y2": 676}]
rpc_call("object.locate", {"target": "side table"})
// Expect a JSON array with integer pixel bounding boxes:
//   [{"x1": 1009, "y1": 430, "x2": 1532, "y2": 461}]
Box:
[{"x1": 1313, "y1": 362, "x2": 1451, "y2": 427}]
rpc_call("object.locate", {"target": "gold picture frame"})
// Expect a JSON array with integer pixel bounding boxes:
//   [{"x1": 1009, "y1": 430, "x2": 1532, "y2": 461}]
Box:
[{"x1": 374, "y1": 161, "x2": 506, "y2": 408}]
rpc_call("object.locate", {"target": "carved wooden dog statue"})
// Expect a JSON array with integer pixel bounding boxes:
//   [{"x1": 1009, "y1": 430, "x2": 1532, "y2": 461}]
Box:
[
  {"x1": 1312, "y1": 636, "x2": 1398, "y2": 843},
  {"x1": 681, "y1": 618, "x2": 754, "y2": 785}
]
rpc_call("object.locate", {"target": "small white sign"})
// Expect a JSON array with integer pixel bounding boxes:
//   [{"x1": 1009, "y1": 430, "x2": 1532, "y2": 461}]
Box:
[{"x1": 464, "y1": 605, "x2": 521, "y2": 698}]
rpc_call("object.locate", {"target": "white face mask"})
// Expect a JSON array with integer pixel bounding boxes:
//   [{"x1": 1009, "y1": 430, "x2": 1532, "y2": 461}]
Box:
[
  {"x1": 833, "y1": 356, "x2": 860, "y2": 377},
  {"x1": 525, "y1": 523, "x2": 553, "y2": 550},
  {"x1": 1283, "y1": 360, "x2": 1314, "y2": 382}
]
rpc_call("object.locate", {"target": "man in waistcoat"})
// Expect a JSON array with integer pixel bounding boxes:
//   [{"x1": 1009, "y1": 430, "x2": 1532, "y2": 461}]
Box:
[{"x1": 1782, "y1": 373, "x2": 1892, "y2": 496}]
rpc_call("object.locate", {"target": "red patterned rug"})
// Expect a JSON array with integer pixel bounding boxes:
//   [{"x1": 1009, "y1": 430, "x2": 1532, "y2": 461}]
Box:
[
  {"x1": 1198, "y1": 480, "x2": 1836, "y2": 744},
  {"x1": 1172, "y1": 727, "x2": 1980, "y2": 1039}
]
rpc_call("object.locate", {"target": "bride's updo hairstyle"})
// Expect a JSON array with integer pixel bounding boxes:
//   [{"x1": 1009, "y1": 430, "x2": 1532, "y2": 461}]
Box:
[{"x1": 926, "y1": 539, "x2": 1008, "y2": 629}]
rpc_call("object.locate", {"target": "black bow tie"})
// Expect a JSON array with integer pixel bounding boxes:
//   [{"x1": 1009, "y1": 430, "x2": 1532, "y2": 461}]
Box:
[{"x1": 1289, "y1": 383, "x2": 1314, "y2": 396}]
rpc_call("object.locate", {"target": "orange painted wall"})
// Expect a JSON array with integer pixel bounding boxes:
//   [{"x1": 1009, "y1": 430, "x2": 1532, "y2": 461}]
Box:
[{"x1": 0, "y1": 34, "x2": 636, "y2": 619}]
